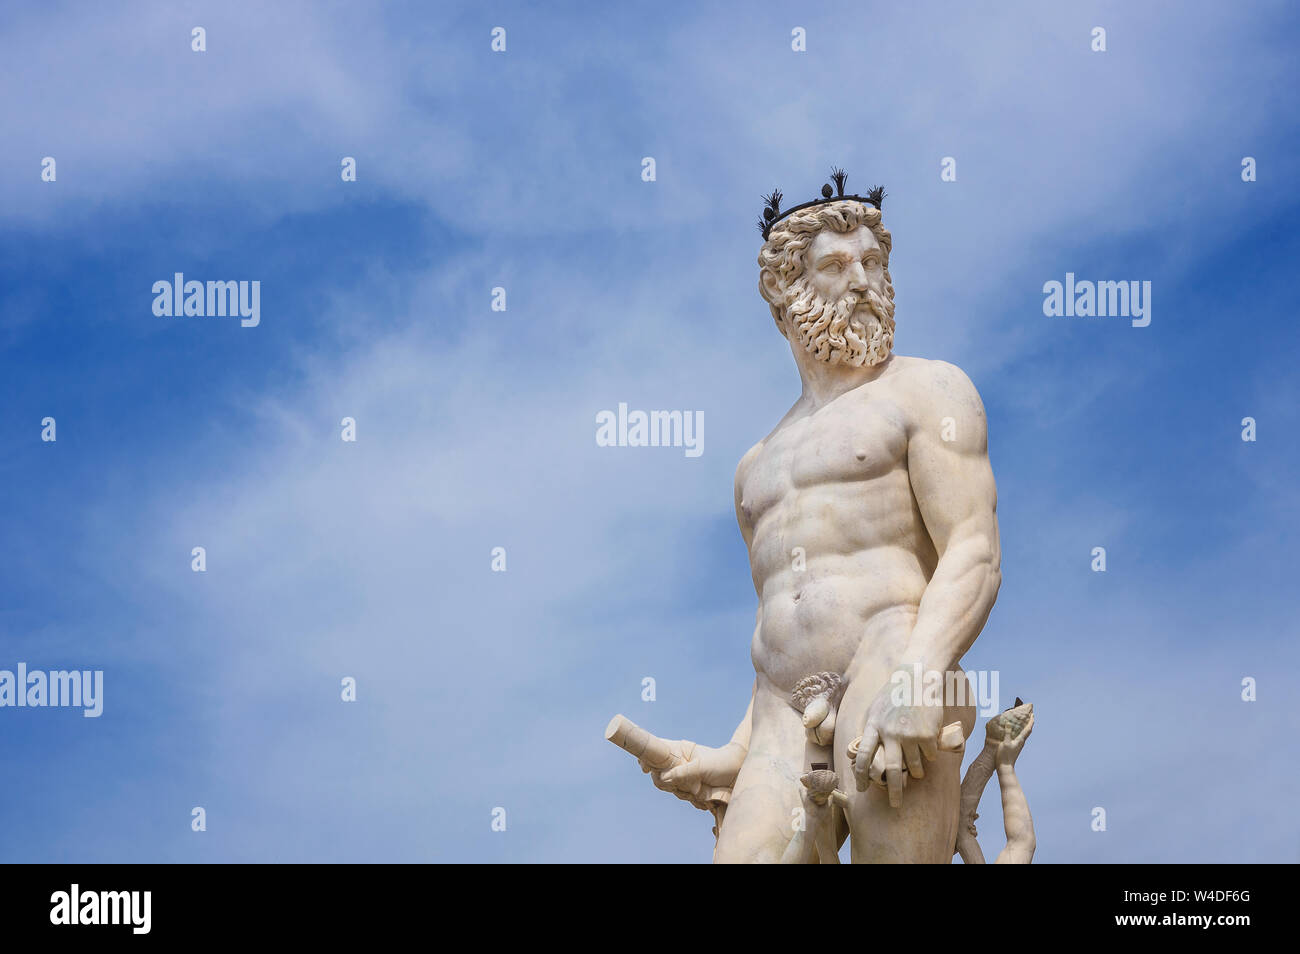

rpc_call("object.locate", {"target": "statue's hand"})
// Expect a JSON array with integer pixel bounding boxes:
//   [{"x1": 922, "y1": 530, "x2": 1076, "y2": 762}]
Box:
[
  {"x1": 640, "y1": 740, "x2": 745, "y2": 810},
  {"x1": 851, "y1": 681, "x2": 943, "y2": 807},
  {"x1": 994, "y1": 713, "x2": 1033, "y2": 769},
  {"x1": 796, "y1": 780, "x2": 836, "y2": 828}
]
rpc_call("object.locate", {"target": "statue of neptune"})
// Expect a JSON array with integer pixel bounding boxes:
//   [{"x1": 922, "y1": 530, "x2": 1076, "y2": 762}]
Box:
[{"x1": 607, "y1": 172, "x2": 1012, "y2": 863}]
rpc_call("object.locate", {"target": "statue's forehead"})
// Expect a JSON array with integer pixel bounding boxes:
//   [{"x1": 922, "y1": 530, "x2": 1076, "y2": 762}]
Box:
[{"x1": 808, "y1": 225, "x2": 878, "y2": 258}]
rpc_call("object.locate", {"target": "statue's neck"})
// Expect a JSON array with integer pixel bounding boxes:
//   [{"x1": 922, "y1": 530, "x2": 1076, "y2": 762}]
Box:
[{"x1": 792, "y1": 348, "x2": 894, "y2": 407}]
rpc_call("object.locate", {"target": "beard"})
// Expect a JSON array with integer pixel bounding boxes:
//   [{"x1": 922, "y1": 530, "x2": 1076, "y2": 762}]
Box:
[{"x1": 782, "y1": 276, "x2": 896, "y2": 367}]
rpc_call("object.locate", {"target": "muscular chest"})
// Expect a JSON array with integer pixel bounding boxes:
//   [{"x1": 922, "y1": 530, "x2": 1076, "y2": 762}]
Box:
[{"x1": 741, "y1": 398, "x2": 910, "y2": 527}]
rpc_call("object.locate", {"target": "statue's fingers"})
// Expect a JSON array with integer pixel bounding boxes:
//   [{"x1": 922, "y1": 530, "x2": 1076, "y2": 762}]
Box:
[
  {"x1": 798, "y1": 787, "x2": 819, "y2": 813},
  {"x1": 654, "y1": 767, "x2": 694, "y2": 801},
  {"x1": 869, "y1": 747, "x2": 887, "y2": 785},
  {"x1": 903, "y1": 741, "x2": 925, "y2": 779},
  {"x1": 853, "y1": 728, "x2": 880, "y2": 791},
  {"x1": 662, "y1": 759, "x2": 702, "y2": 796},
  {"x1": 884, "y1": 740, "x2": 905, "y2": 807},
  {"x1": 918, "y1": 734, "x2": 939, "y2": 762},
  {"x1": 1020, "y1": 713, "x2": 1035, "y2": 740}
]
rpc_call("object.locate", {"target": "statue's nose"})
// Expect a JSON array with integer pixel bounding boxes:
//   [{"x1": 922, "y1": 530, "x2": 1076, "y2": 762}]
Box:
[{"x1": 847, "y1": 262, "x2": 870, "y2": 291}]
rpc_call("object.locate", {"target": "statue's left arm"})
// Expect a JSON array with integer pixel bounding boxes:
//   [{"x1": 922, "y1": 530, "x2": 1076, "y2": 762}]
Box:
[
  {"x1": 900, "y1": 361, "x2": 1001, "y2": 675},
  {"x1": 851, "y1": 361, "x2": 1001, "y2": 803}
]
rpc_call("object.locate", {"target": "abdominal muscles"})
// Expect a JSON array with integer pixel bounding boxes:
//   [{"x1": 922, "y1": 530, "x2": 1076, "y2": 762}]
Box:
[{"x1": 752, "y1": 553, "x2": 930, "y2": 692}]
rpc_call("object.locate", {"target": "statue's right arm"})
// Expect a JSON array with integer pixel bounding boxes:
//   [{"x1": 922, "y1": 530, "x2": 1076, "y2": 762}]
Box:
[
  {"x1": 643, "y1": 444, "x2": 760, "y2": 798},
  {"x1": 611, "y1": 437, "x2": 761, "y2": 801},
  {"x1": 713, "y1": 442, "x2": 762, "y2": 766},
  {"x1": 993, "y1": 763, "x2": 1035, "y2": 864},
  {"x1": 729, "y1": 440, "x2": 762, "y2": 761},
  {"x1": 992, "y1": 713, "x2": 1036, "y2": 864},
  {"x1": 724, "y1": 680, "x2": 755, "y2": 757}
]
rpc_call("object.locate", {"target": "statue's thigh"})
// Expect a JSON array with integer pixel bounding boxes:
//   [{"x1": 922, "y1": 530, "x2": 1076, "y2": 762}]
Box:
[
  {"x1": 834, "y1": 748, "x2": 962, "y2": 863},
  {"x1": 830, "y1": 667, "x2": 975, "y2": 863},
  {"x1": 715, "y1": 705, "x2": 824, "y2": 864}
]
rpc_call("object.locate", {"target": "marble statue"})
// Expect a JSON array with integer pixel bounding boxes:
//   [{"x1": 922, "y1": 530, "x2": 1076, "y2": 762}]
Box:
[{"x1": 606, "y1": 170, "x2": 1030, "y2": 863}]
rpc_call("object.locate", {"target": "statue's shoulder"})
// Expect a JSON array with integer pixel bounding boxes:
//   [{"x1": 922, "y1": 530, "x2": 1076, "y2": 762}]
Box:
[
  {"x1": 885, "y1": 355, "x2": 984, "y2": 414},
  {"x1": 883, "y1": 357, "x2": 990, "y2": 455}
]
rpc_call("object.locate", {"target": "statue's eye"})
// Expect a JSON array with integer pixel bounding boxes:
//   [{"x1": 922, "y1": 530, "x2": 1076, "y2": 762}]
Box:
[{"x1": 822, "y1": 262, "x2": 842, "y2": 272}]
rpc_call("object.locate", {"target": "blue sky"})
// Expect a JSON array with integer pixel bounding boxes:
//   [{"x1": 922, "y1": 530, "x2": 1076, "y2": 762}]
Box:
[{"x1": 1, "y1": 0, "x2": 1298, "y2": 862}]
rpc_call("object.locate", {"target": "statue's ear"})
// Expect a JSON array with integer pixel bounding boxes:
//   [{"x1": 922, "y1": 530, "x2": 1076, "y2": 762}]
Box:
[{"x1": 759, "y1": 267, "x2": 783, "y2": 305}]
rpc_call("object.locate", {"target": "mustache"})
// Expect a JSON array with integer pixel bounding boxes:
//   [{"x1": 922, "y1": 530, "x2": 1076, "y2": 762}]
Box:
[
  {"x1": 783, "y1": 278, "x2": 896, "y2": 367},
  {"x1": 831, "y1": 288, "x2": 887, "y2": 311}
]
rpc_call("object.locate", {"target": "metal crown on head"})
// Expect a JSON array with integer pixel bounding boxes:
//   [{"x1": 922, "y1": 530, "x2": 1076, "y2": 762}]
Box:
[{"x1": 758, "y1": 168, "x2": 885, "y2": 241}]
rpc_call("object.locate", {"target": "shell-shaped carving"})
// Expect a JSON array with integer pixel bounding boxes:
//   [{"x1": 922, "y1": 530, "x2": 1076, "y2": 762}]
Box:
[
  {"x1": 801, "y1": 769, "x2": 839, "y2": 795},
  {"x1": 985, "y1": 701, "x2": 1033, "y2": 743},
  {"x1": 789, "y1": 672, "x2": 845, "y2": 713}
]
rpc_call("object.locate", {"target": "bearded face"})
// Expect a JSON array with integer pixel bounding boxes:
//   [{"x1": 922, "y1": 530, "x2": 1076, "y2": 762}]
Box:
[
  {"x1": 782, "y1": 273, "x2": 895, "y2": 367},
  {"x1": 760, "y1": 217, "x2": 897, "y2": 368}
]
